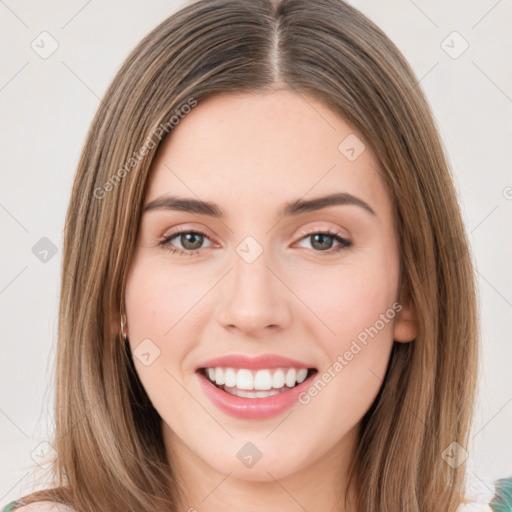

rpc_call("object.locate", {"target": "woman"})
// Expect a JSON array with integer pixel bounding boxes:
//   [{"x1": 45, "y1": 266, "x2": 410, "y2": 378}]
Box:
[{"x1": 3, "y1": 0, "x2": 510, "y2": 510}]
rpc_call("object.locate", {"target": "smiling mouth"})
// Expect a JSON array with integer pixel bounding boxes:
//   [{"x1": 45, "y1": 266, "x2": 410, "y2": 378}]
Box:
[{"x1": 197, "y1": 367, "x2": 318, "y2": 399}]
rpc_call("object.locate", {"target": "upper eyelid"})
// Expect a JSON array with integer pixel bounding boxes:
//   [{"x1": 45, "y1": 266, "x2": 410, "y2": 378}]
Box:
[{"x1": 296, "y1": 226, "x2": 345, "y2": 237}]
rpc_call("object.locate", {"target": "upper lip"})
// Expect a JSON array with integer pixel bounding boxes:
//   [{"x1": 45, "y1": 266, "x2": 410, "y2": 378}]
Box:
[{"x1": 195, "y1": 353, "x2": 317, "y2": 371}]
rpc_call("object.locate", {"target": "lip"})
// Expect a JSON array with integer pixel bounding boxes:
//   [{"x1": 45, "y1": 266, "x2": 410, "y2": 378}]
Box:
[
  {"x1": 196, "y1": 368, "x2": 318, "y2": 420},
  {"x1": 195, "y1": 353, "x2": 316, "y2": 371}
]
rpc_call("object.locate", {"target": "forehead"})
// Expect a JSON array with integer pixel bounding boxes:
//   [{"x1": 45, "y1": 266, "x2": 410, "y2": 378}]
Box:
[{"x1": 144, "y1": 90, "x2": 390, "y2": 221}]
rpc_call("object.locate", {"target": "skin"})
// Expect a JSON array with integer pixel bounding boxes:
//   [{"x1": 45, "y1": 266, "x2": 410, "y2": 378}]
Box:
[{"x1": 123, "y1": 89, "x2": 417, "y2": 512}]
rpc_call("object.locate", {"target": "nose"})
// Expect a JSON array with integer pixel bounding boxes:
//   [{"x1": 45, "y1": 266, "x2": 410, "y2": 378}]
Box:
[{"x1": 216, "y1": 248, "x2": 292, "y2": 338}]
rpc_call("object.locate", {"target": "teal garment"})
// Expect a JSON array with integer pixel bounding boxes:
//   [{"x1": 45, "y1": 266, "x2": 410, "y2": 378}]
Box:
[
  {"x1": 490, "y1": 476, "x2": 512, "y2": 512},
  {"x1": 1, "y1": 501, "x2": 24, "y2": 512},
  {"x1": 2, "y1": 477, "x2": 511, "y2": 511}
]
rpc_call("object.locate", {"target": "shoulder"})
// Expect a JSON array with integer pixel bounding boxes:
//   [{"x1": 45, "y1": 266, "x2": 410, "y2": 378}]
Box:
[{"x1": 8, "y1": 502, "x2": 74, "y2": 512}]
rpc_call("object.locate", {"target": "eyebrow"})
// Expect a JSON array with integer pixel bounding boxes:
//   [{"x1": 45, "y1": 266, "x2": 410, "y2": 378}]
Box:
[{"x1": 143, "y1": 192, "x2": 376, "y2": 218}]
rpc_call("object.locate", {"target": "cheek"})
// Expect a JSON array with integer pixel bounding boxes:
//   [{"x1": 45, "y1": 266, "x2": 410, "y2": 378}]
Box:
[
  {"x1": 290, "y1": 252, "x2": 399, "y2": 346},
  {"x1": 124, "y1": 256, "x2": 210, "y2": 343},
  {"x1": 123, "y1": 257, "x2": 205, "y2": 405},
  {"x1": 296, "y1": 265, "x2": 397, "y2": 432},
  {"x1": 124, "y1": 258, "x2": 206, "y2": 415}
]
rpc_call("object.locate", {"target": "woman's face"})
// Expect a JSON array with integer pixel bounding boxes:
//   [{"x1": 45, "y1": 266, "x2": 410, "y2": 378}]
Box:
[{"x1": 124, "y1": 90, "x2": 416, "y2": 487}]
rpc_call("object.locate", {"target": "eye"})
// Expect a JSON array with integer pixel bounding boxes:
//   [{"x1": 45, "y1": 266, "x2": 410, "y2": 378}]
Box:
[
  {"x1": 159, "y1": 229, "x2": 213, "y2": 257},
  {"x1": 295, "y1": 229, "x2": 352, "y2": 255}
]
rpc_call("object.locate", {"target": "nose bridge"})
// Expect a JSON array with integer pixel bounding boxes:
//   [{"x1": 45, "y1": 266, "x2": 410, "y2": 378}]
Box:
[{"x1": 217, "y1": 234, "x2": 291, "y2": 334}]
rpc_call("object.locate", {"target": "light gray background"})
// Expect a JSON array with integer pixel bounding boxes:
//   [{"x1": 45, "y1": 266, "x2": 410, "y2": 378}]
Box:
[{"x1": 1, "y1": 0, "x2": 511, "y2": 506}]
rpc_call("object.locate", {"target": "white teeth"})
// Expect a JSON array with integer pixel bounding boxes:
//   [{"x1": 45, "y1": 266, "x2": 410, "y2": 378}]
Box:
[
  {"x1": 272, "y1": 368, "x2": 285, "y2": 388},
  {"x1": 214, "y1": 367, "x2": 225, "y2": 385},
  {"x1": 253, "y1": 369, "x2": 272, "y2": 390},
  {"x1": 203, "y1": 367, "x2": 311, "y2": 390},
  {"x1": 296, "y1": 368, "x2": 308, "y2": 384},
  {"x1": 224, "y1": 388, "x2": 282, "y2": 398},
  {"x1": 285, "y1": 368, "x2": 297, "y2": 387},
  {"x1": 224, "y1": 368, "x2": 237, "y2": 387},
  {"x1": 236, "y1": 369, "x2": 254, "y2": 390}
]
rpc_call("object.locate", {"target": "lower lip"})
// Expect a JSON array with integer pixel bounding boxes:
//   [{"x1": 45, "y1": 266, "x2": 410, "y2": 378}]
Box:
[{"x1": 196, "y1": 370, "x2": 317, "y2": 420}]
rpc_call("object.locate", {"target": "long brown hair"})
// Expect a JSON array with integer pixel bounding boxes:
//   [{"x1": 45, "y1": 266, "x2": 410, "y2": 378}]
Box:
[{"x1": 12, "y1": 0, "x2": 478, "y2": 510}]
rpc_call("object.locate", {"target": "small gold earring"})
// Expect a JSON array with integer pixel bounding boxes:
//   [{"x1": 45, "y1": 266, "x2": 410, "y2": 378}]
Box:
[{"x1": 120, "y1": 314, "x2": 127, "y2": 341}]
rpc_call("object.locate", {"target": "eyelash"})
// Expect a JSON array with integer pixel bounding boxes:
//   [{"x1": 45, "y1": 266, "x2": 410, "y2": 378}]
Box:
[{"x1": 158, "y1": 228, "x2": 352, "y2": 257}]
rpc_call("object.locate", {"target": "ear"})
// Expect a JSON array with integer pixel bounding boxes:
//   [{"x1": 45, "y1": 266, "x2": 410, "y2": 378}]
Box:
[{"x1": 393, "y1": 286, "x2": 418, "y2": 343}]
